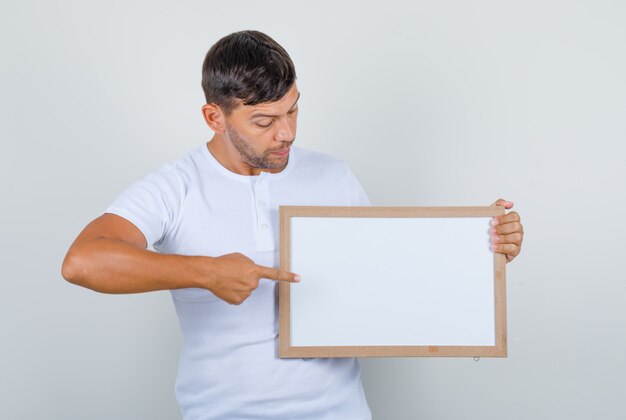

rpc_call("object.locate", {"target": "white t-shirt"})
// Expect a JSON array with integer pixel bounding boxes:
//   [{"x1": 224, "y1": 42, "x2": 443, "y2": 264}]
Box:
[{"x1": 105, "y1": 144, "x2": 372, "y2": 420}]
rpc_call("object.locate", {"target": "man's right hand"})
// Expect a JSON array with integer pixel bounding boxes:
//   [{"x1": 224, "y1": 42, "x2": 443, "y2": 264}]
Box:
[
  {"x1": 62, "y1": 214, "x2": 300, "y2": 300},
  {"x1": 199, "y1": 252, "x2": 301, "y2": 305}
]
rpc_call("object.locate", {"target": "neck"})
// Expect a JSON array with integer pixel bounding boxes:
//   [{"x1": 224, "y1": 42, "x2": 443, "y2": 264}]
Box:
[{"x1": 207, "y1": 135, "x2": 265, "y2": 176}]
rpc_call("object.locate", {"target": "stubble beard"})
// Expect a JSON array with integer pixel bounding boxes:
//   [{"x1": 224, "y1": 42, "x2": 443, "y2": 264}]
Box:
[{"x1": 226, "y1": 123, "x2": 291, "y2": 170}]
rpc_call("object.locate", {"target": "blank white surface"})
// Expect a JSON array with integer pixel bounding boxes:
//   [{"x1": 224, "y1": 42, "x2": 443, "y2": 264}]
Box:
[{"x1": 290, "y1": 217, "x2": 495, "y2": 346}]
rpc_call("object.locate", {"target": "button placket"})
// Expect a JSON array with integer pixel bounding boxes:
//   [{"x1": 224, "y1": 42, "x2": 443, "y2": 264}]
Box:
[{"x1": 253, "y1": 174, "x2": 274, "y2": 251}]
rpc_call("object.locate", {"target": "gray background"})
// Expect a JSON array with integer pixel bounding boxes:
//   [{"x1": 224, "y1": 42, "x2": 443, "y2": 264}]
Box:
[{"x1": 1, "y1": 1, "x2": 624, "y2": 419}]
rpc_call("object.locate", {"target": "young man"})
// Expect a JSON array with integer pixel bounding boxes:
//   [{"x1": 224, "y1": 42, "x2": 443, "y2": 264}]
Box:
[{"x1": 62, "y1": 30, "x2": 523, "y2": 419}]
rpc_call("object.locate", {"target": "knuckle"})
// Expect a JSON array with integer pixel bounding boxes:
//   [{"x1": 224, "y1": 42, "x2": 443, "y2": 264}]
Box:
[
  {"x1": 233, "y1": 293, "x2": 249, "y2": 305},
  {"x1": 510, "y1": 211, "x2": 520, "y2": 221}
]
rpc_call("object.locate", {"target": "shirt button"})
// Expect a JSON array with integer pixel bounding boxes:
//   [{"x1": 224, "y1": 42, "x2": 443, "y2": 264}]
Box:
[{"x1": 261, "y1": 223, "x2": 269, "y2": 229}]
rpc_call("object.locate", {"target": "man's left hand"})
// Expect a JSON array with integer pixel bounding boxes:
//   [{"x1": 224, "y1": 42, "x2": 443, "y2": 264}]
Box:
[{"x1": 490, "y1": 198, "x2": 524, "y2": 263}]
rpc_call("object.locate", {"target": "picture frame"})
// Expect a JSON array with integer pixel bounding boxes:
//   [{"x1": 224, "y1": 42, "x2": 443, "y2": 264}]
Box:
[{"x1": 278, "y1": 206, "x2": 507, "y2": 358}]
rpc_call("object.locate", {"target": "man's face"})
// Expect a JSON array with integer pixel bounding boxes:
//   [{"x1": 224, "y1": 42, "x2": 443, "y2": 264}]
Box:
[{"x1": 223, "y1": 83, "x2": 300, "y2": 171}]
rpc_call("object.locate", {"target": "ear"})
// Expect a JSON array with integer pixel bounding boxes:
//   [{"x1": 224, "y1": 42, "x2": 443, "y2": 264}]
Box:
[{"x1": 202, "y1": 103, "x2": 226, "y2": 133}]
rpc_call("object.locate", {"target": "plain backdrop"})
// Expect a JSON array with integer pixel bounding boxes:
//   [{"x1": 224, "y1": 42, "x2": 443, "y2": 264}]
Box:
[{"x1": 1, "y1": 1, "x2": 625, "y2": 419}]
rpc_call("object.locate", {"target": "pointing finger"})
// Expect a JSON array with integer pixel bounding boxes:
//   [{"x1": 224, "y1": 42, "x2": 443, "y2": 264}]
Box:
[{"x1": 256, "y1": 265, "x2": 301, "y2": 283}]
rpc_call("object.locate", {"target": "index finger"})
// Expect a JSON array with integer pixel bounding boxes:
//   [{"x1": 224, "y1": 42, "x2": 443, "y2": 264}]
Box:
[
  {"x1": 491, "y1": 211, "x2": 521, "y2": 226},
  {"x1": 256, "y1": 265, "x2": 301, "y2": 283}
]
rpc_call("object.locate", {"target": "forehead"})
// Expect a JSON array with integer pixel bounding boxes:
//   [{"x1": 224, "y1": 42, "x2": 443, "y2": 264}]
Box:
[{"x1": 235, "y1": 84, "x2": 300, "y2": 117}]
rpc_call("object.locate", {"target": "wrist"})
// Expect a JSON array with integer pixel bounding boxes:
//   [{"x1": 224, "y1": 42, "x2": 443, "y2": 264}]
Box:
[{"x1": 185, "y1": 255, "x2": 217, "y2": 290}]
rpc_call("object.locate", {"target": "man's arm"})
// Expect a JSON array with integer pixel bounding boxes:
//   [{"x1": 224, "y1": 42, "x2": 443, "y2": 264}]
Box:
[{"x1": 61, "y1": 213, "x2": 300, "y2": 304}]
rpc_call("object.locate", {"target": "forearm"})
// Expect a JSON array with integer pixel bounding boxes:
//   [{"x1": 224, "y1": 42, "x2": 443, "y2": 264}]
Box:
[{"x1": 61, "y1": 237, "x2": 208, "y2": 294}]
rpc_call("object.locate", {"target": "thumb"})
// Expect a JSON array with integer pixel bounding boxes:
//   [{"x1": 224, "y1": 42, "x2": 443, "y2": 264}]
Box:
[{"x1": 491, "y1": 198, "x2": 514, "y2": 209}]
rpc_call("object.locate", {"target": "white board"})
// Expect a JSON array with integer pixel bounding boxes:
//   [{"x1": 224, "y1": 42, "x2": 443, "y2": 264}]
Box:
[{"x1": 278, "y1": 206, "x2": 507, "y2": 358}]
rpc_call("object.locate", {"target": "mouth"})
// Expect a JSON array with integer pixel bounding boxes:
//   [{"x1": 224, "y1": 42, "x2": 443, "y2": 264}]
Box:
[{"x1": 270, "y1": 147, "x2": 290, "y2": 157}]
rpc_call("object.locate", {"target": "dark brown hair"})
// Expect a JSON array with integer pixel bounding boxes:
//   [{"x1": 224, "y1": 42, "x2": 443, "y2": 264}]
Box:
[{"x1": 201, "y1": 30, "x2": 296, "y2": 115}]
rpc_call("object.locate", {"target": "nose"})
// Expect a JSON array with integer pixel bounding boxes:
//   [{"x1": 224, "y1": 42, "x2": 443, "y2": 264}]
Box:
[{"x1": 274, "y1": 117, "x2": 295, "y2": 142}]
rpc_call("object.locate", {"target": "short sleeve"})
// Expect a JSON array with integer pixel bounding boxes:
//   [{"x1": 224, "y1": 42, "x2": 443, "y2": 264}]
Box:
[
  {"x1": 344, "y1": 164, "x2": 371, "y2": 206},
  {"x1": 104, "y1": 163, "x2": 184, "y2": 248}
]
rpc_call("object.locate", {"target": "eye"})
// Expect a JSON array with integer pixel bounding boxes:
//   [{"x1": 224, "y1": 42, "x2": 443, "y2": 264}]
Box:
[{"x1": 255, "y1": 121, "x2": 273, "y2": 128}]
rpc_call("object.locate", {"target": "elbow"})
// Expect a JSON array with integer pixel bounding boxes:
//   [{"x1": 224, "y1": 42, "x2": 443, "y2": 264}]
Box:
[
  {"x1": 62, "y1": 246, "x2": 110, "y2": 293},
  {"x1": 61, "y1": 249, "x2": 84, "y2": 286}
]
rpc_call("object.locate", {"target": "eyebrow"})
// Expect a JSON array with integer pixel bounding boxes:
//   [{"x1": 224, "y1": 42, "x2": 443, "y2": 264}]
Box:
[{"x1": 249, "y1": 92, "x2": 301, "y2": 119}]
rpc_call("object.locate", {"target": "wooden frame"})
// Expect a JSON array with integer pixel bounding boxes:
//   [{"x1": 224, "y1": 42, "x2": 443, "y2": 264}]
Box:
[{"x1": 279, "y1": 206, "x2": 507, "y2": 358}]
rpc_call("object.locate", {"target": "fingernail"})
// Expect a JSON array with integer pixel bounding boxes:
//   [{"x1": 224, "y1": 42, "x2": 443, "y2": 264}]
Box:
[
  {"x1": 491, "y1": 219, "x2": 499, "y2": 226},
  {"x1": 492, "y1": 235, "x2": 499, "y2": 243},
  {"x1": 490, "y1": 245, "x2": 496, "y2": 251},
  {"x1": 294, "y1": 275, "x2": 301, "y2": 282}
]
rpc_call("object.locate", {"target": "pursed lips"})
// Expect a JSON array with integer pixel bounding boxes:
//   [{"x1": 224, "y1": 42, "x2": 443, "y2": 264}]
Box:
[{"x1": 270, "y1": 147, "x2": 290, "y2": 155}]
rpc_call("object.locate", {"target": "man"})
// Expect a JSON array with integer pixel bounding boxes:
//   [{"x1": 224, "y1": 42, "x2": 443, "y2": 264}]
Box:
[{"x1": 62, "y1": 30, "x2": 523, "y2": 419}]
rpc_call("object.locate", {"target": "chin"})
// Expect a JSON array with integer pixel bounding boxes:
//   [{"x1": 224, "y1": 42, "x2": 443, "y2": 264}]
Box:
[{"x1": 264, "y1": 156, "x2": 288, "y2": 170}]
